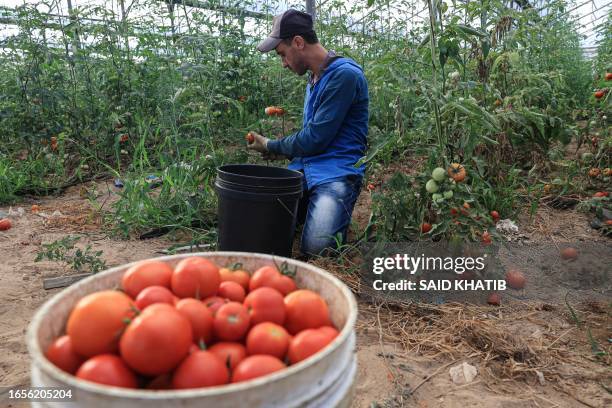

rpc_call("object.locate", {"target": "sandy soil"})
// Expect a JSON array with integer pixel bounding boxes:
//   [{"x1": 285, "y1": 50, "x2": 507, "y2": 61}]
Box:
[{"x1": 1, "y1": 180, "x2": 610, "y2": 408}]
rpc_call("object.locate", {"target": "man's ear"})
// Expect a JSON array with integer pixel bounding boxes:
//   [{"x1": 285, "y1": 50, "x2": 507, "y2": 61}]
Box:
[{"x1": 293, "y1": 35, "x2": 306, "y2": 50}]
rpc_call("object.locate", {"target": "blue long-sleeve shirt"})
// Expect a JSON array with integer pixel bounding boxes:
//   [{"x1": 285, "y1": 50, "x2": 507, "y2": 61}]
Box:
[{"x1": 267, "y1": 57, "x2": 369, "y2": 189}]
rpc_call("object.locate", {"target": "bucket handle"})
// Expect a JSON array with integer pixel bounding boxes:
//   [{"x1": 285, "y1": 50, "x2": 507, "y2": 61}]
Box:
[{"x1": 277, "y1": 198, "x2": 296, "y2": 218}]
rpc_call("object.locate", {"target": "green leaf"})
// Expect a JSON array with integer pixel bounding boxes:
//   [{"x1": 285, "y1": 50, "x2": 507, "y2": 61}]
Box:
[
  {"x1": 455, "y1": 24, "x2": 487, "y2": 38},
  {"x1": 418, "y1": 33, "x2": 431, "y2": 48}
]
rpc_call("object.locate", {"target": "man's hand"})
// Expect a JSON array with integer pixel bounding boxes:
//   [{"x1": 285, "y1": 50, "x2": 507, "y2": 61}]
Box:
[{"x1": 245, "y1": 131, "x2": 269, "y2": 153}]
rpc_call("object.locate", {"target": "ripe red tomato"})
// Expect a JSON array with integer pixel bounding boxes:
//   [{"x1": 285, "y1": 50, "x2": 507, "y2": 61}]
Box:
[
  {"x1": 287, "y1": 326, "x2": 339, "y2": 364},
  {"x1": 67, "y1": 290, "x2": 136, "y2": 357},
  {"x1": 213, "y1": 302, "x2": 250, "y2": 341},
  {"x1": 76, "y1": 354, "x2": 138, "y2": 388},
  {"x1": 245, "y1": 133, "x2": 255, "y2": 144},
  {"x1": 594, "y1": 90, "x2": 605, "y2": 99},
  {"x1": 482, "y1": 231, "x2": 492, "y2": 245},
  {"x1": 0, "y1": 218, "x2": 12, "y2": 231},
  {"x1": 208, "y1": 342, "x2": 247, "y2": 371},
  {"x1": 135, "y1": 285, "x2": 175, "y2": 310},
  {"x1": 246, "y1": 323, "x2": 290, "y2": 360},
  {"x1": 505, "y1": 269, "x2": 526, "y2": 289},
  {"x1": 218, "y1": 281, "x2": 246, "y2": 302},
  {"x1": 219, "y1": 266, "x2": 250, "y2": 290},
  {"x1": 560, "y1": 247, "x2": 578, "y2": 260},
  {"x1": 231, "y1": 355, "x2": 286, "y2": 383},
  {"x1": 317, "y1": 326, "x2": 339, "y2": 337},
  {"x1": 243, "y1": 287, "x2": 286, "y2": 326},
  {"x1": 120, "y1": 303, "x2": 192, "y2": 376},
  {"x1": 487, "y1": 292, "x2": 501, "y2": 306},
  {"x1": 175, "y1": 298, "x2": 214, "y2": 345},
  {"x1": 249, "y1": 266, "x2": 296, "y2": 295},
  {"x1": 264, "y1": 106, "x2": 285, "y2": 116},
  {"x1": 284, "y1": 290, "x2": 331, "y2": 335},
  {"x1": 171, "y1": 257, "x2": 220, "y2": 299},
  {"x1": 203, "y1": 296, "x2": 229, "y2": 315},
  {"x1": 421, "y1": 223, "x2": 432, "y2": 233},
  {"x1": 274, "y1": 275, "x2": 297, "y2": 295},
  {"x1": 121, "y1": 260, "x2": 173, "y2": 298},
  {"x1": 606, "y1": 72, "x2": 612, "y2": 81},
  {"x1": 249, "y1": 266, "x2": 280, "y2": 291},
  {"x1": 172, "y1": 350, "x2": 229, "y2": 389},
  {"x1": 45, "y1": 335, "x2": 85, "y2": 374},
  {"x1": 490, "y1": 210, "x2": 500, "y2": 221}
]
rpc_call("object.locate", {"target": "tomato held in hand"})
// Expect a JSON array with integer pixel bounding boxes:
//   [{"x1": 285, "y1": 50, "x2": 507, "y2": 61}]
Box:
[
  {"x1": 231, "y1": 355, "x2": 286, "y2": 383},
  {"x1": 208, "y1": 342, "x2": 247, "y2": 371},
  {"x1": 45, "y1": 335, "x2": 85, "y2": 374},
  {"x1": 121, "y1": 260, "x2": 173, "y2": 298},
  {"x1": 171, "y1": 257, "x2": 220, "y2": 299},
  {"x1": 213, "y1": 302, "x2": 250, "y2": 341},
  {"x1": 246, "y1": 322, "x2": 290, "y2": 360},
  {"x1": 172, "y1": 350, "x2": 229, "y2": 389},
  {"x1": 67, "y1": 290, "x2": 136, "y2": 357},
  {"x1": 120, "y1": 303, "x2": 192, "y2": 376},
  {"x1": 175, "y1": 298, "x2": 214, "y2": 344},
  {"x1": 284, "y1": 290, "x2": 331, "y2": 335},
  {"x1": 244, "y1": 287, "x2": 286, "y2": 326},
  {"x1": 76, "y1": 354, "x2": 138, "y2": 388},
  {"x1": 287, "y1": 326, "x2": 339, "y2": 364},
  {"x1": 135, "y1": 285, "x2": 175, "y2": 310}
]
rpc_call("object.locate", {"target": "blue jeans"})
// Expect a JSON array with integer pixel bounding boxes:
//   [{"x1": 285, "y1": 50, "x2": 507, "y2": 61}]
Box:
[{"x1": 296, "y1": 176, "x2": 362, "y2": 257}]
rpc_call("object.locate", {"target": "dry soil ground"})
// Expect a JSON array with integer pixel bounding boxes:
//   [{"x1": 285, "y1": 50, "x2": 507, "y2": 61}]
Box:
[{"x1": 0, "y1": 179, "x2": 610, "y2": 408}]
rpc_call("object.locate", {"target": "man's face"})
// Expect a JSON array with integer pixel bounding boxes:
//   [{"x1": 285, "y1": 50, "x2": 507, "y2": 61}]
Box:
[{"x1": 275, "y1": 38, "x2": 308, "y2": 76}]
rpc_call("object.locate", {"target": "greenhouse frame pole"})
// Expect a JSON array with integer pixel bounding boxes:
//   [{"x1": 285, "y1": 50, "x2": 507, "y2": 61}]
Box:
[
  {"x1": 306, "y1": 0, "x2": 316, "y2": 22},
  {"x1": 65, "y1": 0, "x2": 81, "y2": 52}
]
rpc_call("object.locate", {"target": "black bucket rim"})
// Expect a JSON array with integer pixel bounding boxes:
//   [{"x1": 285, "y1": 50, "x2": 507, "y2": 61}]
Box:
[{"x1": 217, "y1": 164, "x2": 303, "y2": 189}]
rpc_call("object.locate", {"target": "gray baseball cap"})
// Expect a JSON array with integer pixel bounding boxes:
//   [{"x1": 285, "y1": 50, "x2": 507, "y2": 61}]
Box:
[{"x1": 257, "y1": 9, "x2": 314, "y2": 53}]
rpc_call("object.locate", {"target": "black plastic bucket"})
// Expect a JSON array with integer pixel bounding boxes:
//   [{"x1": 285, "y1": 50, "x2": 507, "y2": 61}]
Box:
[{"x1": 215, "y1": 164, "x2": 304, "y2": 257}]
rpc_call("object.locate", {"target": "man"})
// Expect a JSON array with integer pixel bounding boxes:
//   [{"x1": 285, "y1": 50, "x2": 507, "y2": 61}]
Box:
[{"x1": 247, "y1": 9, "x2": 369, "y2": 257}]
